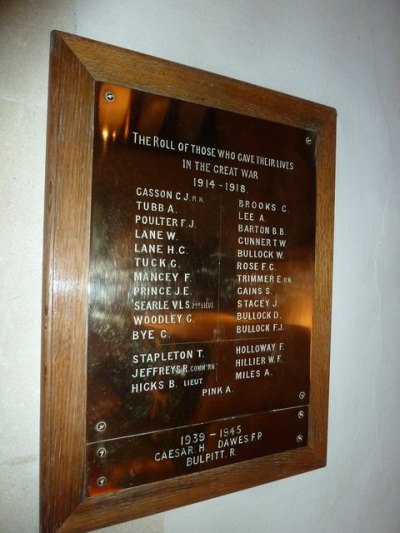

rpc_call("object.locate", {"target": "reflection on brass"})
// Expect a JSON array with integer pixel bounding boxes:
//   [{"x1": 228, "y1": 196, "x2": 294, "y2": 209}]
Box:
[
  {"x1": 87, "y1": 82, "x2": 316, "y2": 494},
  {"x1": 98, "y1": 83, "x2": 132, "y2": 141}
]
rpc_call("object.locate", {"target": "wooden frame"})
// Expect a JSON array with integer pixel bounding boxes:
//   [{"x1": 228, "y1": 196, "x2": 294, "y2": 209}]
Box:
[{"x1": 41, "y1": 31, "x2": 336, "y2": 533}]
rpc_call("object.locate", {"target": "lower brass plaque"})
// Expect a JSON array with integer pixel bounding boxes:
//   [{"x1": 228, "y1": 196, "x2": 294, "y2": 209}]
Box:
[
  {"x1": 86, "y1": 82, "x2": 316, "y2": 494},
  {"x1": 88, "y1": 407, "x2": 308, "y2": 495}
]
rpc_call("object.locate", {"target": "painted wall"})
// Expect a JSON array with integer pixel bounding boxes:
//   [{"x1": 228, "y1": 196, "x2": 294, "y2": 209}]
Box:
[{"x1": 1, "y1": 1, "x2": 400, "y2": 532}]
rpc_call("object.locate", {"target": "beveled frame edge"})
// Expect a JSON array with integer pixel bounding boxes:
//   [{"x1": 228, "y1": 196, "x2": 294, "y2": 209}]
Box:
[{"x1": 40, "y1": 30, "x2": 336, "y2": 533}]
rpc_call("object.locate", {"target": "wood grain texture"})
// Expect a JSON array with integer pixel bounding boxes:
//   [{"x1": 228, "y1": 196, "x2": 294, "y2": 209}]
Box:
[
  {"x1": 41, "y1": 30, "x2": 336, "y2": 532},
  {"x1": 41, "y1": 32, "x2": 94, "y2": 532}
]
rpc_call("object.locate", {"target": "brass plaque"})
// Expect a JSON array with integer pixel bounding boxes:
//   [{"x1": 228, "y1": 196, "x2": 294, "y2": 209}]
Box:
[{"x1": 86, "y1": 83, "x2": 315, "y2": 494}]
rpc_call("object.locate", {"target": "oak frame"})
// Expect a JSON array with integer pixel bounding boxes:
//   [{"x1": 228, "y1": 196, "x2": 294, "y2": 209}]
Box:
[{"x1": 41, "y1": 30, "x2": 336, "y2": 533}]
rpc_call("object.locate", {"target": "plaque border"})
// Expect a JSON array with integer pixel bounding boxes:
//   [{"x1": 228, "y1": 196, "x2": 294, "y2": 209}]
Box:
[{"x1": 41, "y1": 30, "x2": 336, "y2": 533}]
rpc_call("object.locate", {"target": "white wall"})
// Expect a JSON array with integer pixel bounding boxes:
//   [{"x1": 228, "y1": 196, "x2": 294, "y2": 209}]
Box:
[{"x1": 1, "y1": 1, "x2": 400, "y2": 532}]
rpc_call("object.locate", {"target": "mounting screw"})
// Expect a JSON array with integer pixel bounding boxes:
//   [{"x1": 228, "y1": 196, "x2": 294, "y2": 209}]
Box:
[
  {"x1": 299, "y1": 391, "x2": 306, "y2": 400},
  {"x1": 298, "y1": 410, "x2": 305, "y2": 419},
  {"x1": 296, "y1": 434, "x2": 304, "y2": 443},
  {"x1": 104, "y1": 91, "x2": 115, "y2": 102},
  {"x1": 96, "y1": 447, "x2": 107, "y2": 458},
  {"x1": 305, "y1": 136, "x2": 312, "y2": 145},
  {"x1": 95, "y1": 421, "x2": 107, "y2": 432},
  {"x1": 97, "y1": 476, "x2": 107, "y2": 487}
]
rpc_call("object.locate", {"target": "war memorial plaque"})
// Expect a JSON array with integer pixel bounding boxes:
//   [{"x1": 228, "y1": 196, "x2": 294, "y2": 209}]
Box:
[
  {"x1": 87, "y1": 83, "x2": 314, "y2": 494},
  {"x1": 41, "y1": 32, "x2": 336, "y2": 532}
]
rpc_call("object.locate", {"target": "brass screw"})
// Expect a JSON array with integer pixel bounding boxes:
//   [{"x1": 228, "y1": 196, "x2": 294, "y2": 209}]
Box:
[
  {"x1": 95, "y1": 421, "x2": 107, "y2": 432},
  {"x1": 104, "y1": 91, "x2": 115, "y2": 102}
]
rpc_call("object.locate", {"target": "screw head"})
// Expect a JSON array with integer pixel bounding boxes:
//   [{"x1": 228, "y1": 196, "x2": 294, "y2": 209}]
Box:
[
  {"x1": 299, "y1": 391, "x2": 306, "y2": 400},
  {"x1": 96, "y1": 447, "x2": 107, "y2": 458},
  {"x1": 95, "y1": 421, "x2": 107, "y2": 432},
  {"x1": 296, "y1": 434, "x2": 304, "y2": 443},
  {"x1": 97, "y1": 476, "x2": 107, "y2": 487},
  {"x1": 305, "y1": 136, "x2": 312, "y2": 145},
  {"x1": 104, "y1": 91, "x2": 115, "y2": 102},
  {"x1": 298, "y1": 410, "x2": 305, "y2": 419}
]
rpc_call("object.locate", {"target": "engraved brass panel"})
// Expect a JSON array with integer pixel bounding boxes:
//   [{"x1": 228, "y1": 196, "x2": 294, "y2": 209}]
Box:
[
  {"x1": 87, "y1": 82, "x2": 316, "y2": 493},
  {"x1": 87, "y1": 407, "x2": 308, "y2": 495}
]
